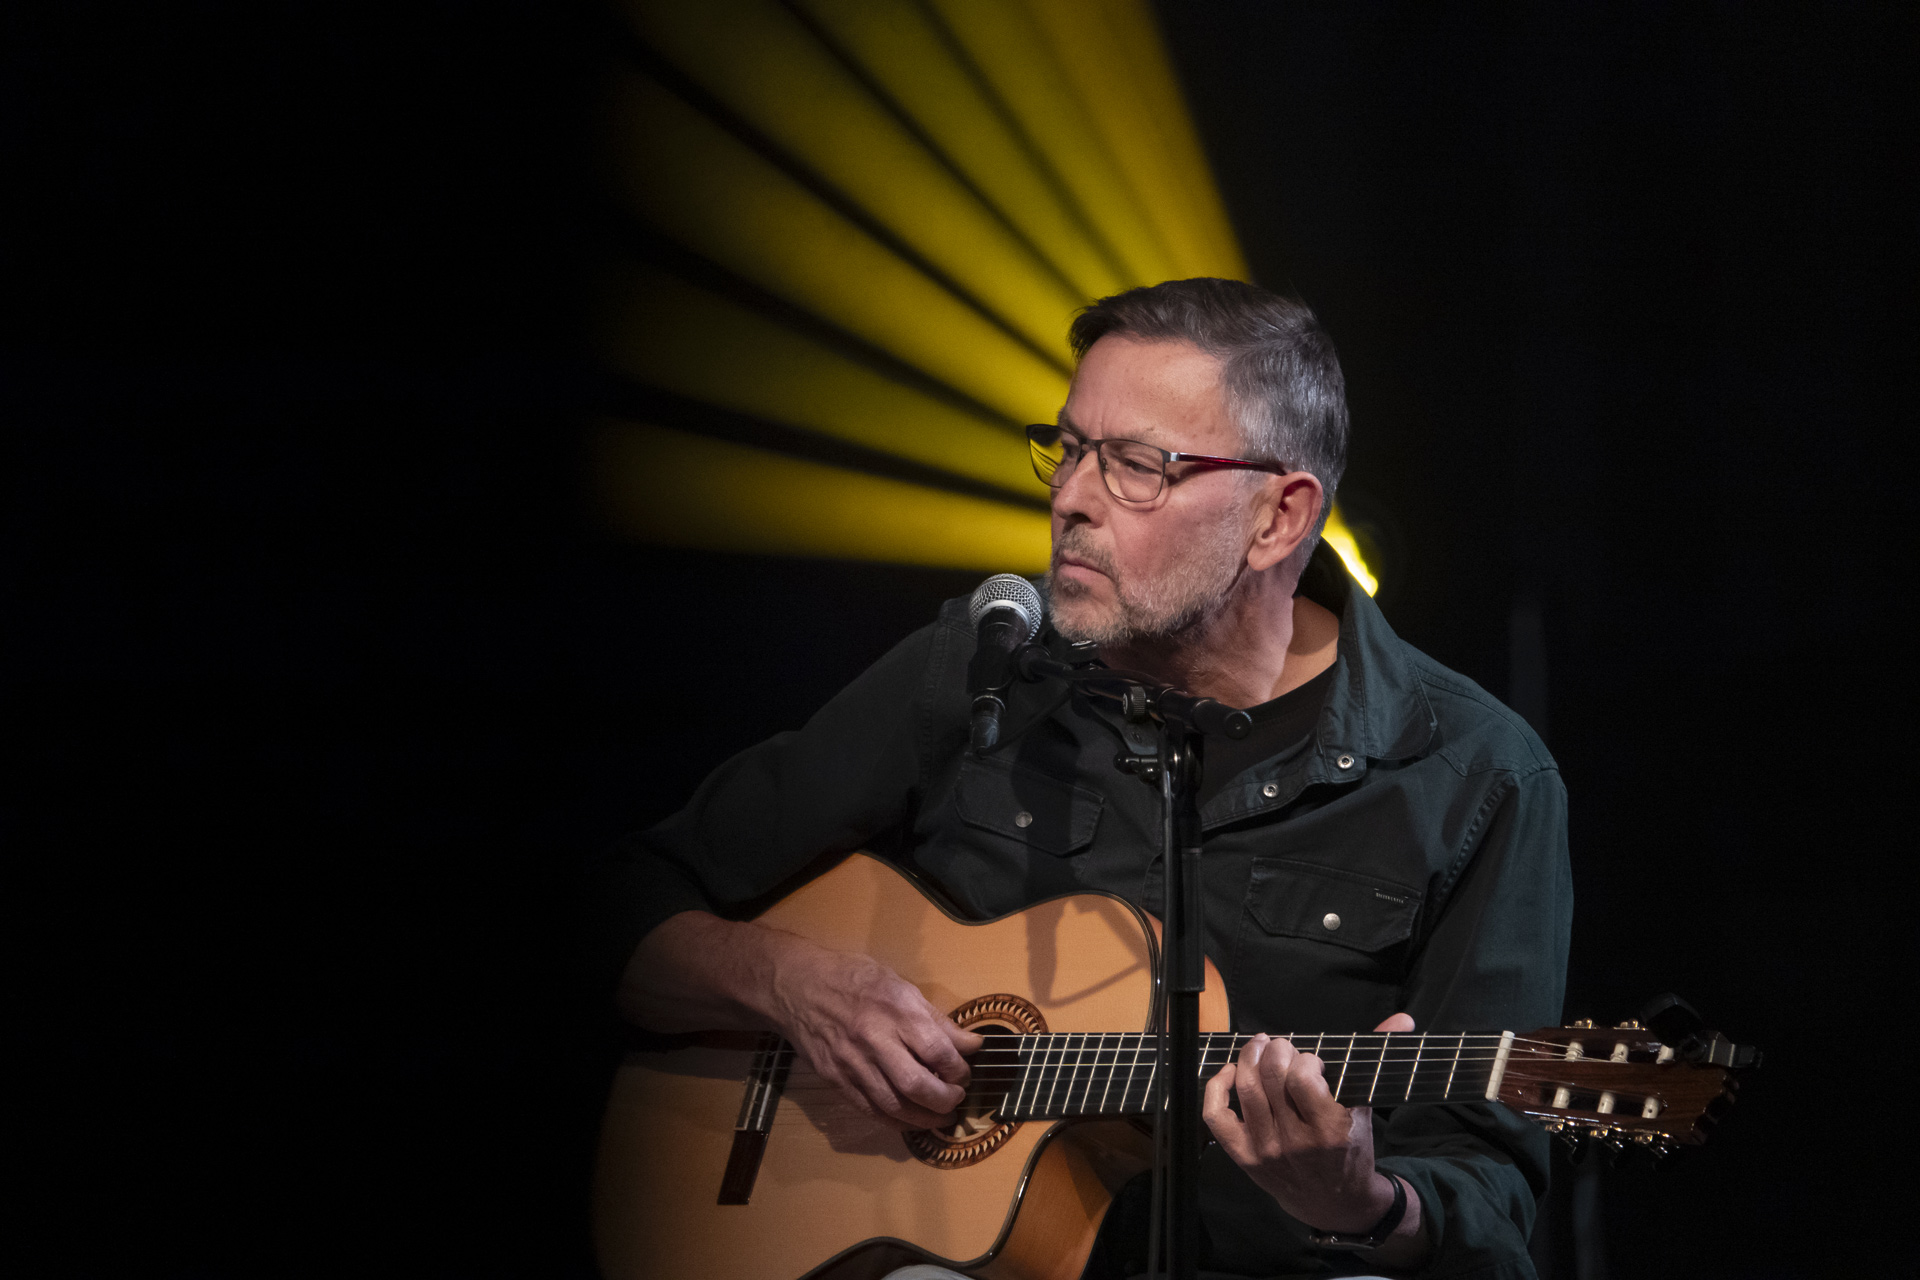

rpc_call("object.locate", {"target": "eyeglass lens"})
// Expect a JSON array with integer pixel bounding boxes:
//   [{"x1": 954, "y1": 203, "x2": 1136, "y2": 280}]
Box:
[{"x1": 1027, "y1": 426, "x2": 1167, "y2": 502}]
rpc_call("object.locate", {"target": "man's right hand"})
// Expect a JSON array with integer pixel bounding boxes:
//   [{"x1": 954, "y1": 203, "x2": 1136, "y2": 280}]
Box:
[
  {"x1": 618, "y1": 911, "x2": 982, "y2": 1130},
  {"x1": 765, "y1": 942, "x2": 983, "y2": 1130}
]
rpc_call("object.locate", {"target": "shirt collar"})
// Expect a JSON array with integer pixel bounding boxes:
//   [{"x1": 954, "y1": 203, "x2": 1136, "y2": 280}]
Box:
[
  {"x1": 1298, "y1": 539, "x2": 1436, "y2": 766},
  {"x1": 1198, "y1": 540, "x2": 1436, "y2": 826}
]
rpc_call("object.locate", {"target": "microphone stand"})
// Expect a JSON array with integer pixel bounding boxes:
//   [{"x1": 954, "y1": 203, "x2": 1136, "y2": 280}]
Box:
[{"x1": 1010, "y1": 647, "x2": 1250, "y2": 1280}]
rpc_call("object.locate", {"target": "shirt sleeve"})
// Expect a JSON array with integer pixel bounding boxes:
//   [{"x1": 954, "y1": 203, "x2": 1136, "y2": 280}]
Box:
[
  {"x1": 597, "y1": 615, "x2": 956, "y2": 991},
  {"x1": 1376, "y1": 763, "x2": 1573, "y2": 1279}
]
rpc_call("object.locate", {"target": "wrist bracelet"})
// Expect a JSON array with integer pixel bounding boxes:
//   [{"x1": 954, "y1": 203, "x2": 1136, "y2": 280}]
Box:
[{"x1": 1307, "y1": 1173, "x2": 1407, "y2": 1252}]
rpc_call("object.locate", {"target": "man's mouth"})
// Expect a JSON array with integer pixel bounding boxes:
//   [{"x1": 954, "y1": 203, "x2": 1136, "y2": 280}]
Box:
[{"x1": 1051, "y1": 552, "x2": 1111, "y2": 585}]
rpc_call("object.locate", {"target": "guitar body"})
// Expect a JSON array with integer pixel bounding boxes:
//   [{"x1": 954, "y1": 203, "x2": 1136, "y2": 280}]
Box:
[{"x1": 593, "y1": 853, "x2": 1230, "y2": 1280}]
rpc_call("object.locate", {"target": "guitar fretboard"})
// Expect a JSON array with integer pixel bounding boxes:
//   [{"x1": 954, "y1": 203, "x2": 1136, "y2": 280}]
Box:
[{"x1": 975, "y1": 1031, "x2": 1515, "y2": 1121}]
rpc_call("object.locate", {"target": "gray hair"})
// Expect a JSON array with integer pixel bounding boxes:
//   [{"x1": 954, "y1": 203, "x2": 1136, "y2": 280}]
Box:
[{"x1": 1068, "y1": 278, "x2": 1349, "y2": 543}]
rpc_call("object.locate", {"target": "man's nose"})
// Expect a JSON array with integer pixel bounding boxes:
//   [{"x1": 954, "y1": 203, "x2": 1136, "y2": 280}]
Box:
[{"x1": 1050, "y1": 446, "x2": 1107, "y2": 517}]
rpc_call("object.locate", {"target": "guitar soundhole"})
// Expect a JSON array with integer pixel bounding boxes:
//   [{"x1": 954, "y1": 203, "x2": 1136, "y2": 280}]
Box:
[{"x1": 902, "y1": 994, "x2": 1047, "y2": 1170}]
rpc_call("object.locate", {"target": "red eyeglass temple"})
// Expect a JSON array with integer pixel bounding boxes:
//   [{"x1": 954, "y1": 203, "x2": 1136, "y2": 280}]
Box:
[{"x1": 1164, "y1": 451, "x2": 1289, "y2": 472}]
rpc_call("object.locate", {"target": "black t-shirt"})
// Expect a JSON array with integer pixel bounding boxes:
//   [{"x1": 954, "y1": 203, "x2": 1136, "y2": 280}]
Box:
[{"x1": 1197, "y1": 664, "x2": 1337, "y2": 807}]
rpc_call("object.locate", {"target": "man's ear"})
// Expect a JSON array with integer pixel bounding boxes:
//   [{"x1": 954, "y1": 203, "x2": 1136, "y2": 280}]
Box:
[{"x1": 1246, "y1": 472, "x2": 1324, "y2": 572}]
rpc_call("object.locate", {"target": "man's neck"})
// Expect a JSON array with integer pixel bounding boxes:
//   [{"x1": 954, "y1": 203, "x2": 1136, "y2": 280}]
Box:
[{"x1": 1102, "y1": 571, "x2": 1341, "y2": 709}]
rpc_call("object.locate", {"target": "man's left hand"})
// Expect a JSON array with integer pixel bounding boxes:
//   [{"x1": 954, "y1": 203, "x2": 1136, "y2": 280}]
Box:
[{"x1": 1203, "y1": 1011, "x2": 1428, "y2": 1262}]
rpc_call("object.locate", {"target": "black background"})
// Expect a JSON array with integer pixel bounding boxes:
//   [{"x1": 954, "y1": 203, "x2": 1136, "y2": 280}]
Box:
[{"x1": 7, "y1": 2, "x2": 1912, "y2": 1276}]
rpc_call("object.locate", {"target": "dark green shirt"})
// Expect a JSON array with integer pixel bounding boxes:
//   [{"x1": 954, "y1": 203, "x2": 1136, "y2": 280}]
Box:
[{"x1": 608, "y1": 543, "x2": 1572, "y2": 1279}]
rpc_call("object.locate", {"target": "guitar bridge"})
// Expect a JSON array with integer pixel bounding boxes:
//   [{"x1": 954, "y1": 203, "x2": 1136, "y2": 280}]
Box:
[{"x1": 719, "y1": 1034, "x2": 791, "y2": 1204}]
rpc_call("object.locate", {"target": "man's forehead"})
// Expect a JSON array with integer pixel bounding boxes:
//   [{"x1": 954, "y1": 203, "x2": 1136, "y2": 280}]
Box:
[{"x1": 1061, "y1": 336, "x2": 1231, "y2": 442}]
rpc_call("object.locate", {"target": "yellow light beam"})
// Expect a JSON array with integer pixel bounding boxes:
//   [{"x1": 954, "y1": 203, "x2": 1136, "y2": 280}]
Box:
[
  {"x1": 1026, "y1": 0, "x2": 1249, "y2": 281},
  {"x1": 607, "y1": 67, "x2": 1069, "y2": 425},
  {"x1": 600, "y1": 257, "x2": 1040, "y2": 498},
  {"x1": 1321, "y1": 505, "x2": 1379, "y2": 597},
  {"x1": 792, "y1": 0, "x2": 1129, "y2": 303},
  {"x1": 596, "y1": 420, "x2": 1052, "y2": 573},
  {"x1": 622, "y1": 0, "x2": 1084, "y2": 364},
  {"x1": 927, "y1": 0, "x2": 1179, "y2": 288}
]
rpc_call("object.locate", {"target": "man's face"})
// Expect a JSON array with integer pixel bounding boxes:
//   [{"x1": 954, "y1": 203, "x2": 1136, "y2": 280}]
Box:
[{"x1": 1047, "y1": 336, "x2": 1259, "y2": 647}]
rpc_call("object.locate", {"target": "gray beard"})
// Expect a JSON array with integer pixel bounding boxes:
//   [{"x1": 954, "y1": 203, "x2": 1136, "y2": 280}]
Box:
[{"x1": 1047, "y1": 515, "x2": 1249, "y2": 648}]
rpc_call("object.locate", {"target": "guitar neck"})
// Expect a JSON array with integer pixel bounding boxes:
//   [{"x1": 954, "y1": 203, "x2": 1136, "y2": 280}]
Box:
[{"x1": 981, "y1": 1030, "x2": 1517, "y2": 1121}]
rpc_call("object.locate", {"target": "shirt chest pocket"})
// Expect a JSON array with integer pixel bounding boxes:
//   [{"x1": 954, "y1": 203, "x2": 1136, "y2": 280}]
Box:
[
  {"x1": 1245, "y1": 857, "x2": 1423, "y2": 953},
  {"x1": 953, "y1": 757, "x2": 1103, "y2": 857}
]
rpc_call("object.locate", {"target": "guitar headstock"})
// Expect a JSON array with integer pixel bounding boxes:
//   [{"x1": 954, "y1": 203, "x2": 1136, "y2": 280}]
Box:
[{"x1": 1501, "y1": 1011, "x2": 1760, "y2": 1162}]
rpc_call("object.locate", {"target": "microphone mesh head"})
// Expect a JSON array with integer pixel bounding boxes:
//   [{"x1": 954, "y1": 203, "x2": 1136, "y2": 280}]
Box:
[{"x1": 968, "y1": 573, "x2": 1045, "y2": 642}]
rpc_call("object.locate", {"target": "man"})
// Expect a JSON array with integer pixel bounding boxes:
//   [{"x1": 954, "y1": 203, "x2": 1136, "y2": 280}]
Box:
[{"x1": 608, "y1": 278, "x2": 1571, "y2": 1278}]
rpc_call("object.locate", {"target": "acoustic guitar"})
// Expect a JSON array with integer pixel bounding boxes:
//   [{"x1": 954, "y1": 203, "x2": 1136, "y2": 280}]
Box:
[{"x1": 594, "y1": 853, "x2": 1748, "y2": 1280}]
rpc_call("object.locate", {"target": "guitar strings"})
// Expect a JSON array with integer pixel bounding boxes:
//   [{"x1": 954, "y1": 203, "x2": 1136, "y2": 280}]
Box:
[
  {"x1": 735, "y1": 1033, "x2": 1628, "y2": 1120},
  {"x1": 753, "y1": 1034, "x2": 1590, "y2": 1063}
]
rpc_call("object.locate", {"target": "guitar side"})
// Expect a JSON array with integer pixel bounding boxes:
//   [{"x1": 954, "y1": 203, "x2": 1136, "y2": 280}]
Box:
[{"x1": 593, "y1": 853, "x2": 1229, "y2": 1280}]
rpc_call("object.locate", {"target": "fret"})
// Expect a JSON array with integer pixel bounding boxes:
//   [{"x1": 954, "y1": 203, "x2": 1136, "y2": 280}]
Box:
[
  {"x1": 1442, "y1": 1032, "x2": 1461, "y2": 1101},
  {"x1": 1048, "y1": 1034, "x2": 1073, "y2": 1117},
  {"x1": 1202, "y1": 1031, "x2": 1228, "y2": 1078},
  {"x1": 1075, "y1": 1033, "x2": 1106, "y2": 1115},
  {"x1": 1127, "y1": 1031, "x2": 1151, "y2": 1114},
  {"x1": 1142, "y1": 1031, "x2": 1161, "y2": 1117},
  {"x1": 1022, "y1": 1034, "x2": 1045, "y2": 1117},
  {"x1": 1092, "y1": 1032, "x2": 1116, "y2": 1115},
  {"x1": 1039, "y1": 1034, "x2": 1068, "y2": 1116},
  {"x1": 1065, "y1": 1033, "x2": 1090, "y2": 1115},
  {"x1": 1078, "y1": 1032, "x2": 1100, "y2": 1113},
  {"x1": 1005, "y1": 1034, "x2": 1023, "y2": 1117},
  {"x1": 1405, "y1": 1032, "x2": 1426, "y2": 1102},
  {"x1": 1366, "y1": 1034, "x2": 1388, "y2": 1103},
  {"x1": 1332, "y1": 1033, "x2": 1356, "y2": 1100},
  {"x1": 1014, "y1": 1032, "x2": 1038, "y2": 1117}
]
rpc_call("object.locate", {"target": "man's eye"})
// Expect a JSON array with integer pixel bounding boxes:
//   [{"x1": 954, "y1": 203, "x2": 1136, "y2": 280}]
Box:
[{"x1": 1118, "y1": 456, "x2": 1157, "y2": 476}]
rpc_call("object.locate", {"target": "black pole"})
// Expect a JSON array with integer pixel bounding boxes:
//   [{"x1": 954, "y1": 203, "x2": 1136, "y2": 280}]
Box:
[
  {"x1": 1006, "y1": 646, "x2": 1237, "y2": 1280},
  {"x1": 1161, "y1": 720, "x2": 1206, "y2": 1280}
]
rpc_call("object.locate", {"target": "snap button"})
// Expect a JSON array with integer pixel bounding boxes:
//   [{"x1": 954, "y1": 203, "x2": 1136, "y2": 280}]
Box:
[
  {"x1": 1322, "y1": 912, "x2": 1342, "y2": 931},
  {"x1": 1014, "y1": 811, "x2": 1033, "y2": 828},
  {"x1": 1336, "y1": 754, "x2": 1355, "y2": 770},
  {"x1": 1261, "y1": 782, "x2": 1279, "y2": 799}
]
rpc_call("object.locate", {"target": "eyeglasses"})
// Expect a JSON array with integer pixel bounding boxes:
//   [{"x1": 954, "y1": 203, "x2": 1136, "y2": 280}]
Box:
[{"x1": 1026, "y1": 423, "x2": 1290, "y2": 504}]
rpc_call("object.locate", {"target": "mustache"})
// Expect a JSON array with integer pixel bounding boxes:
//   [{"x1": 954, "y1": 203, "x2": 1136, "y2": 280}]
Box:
[{"x1": 1051, "y1": 527, "x2": 1118, "y2": 580}]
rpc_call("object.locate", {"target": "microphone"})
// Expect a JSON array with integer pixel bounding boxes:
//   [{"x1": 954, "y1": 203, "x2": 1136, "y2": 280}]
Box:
[{"x1": 966, "y1": 574, "x2": 1045, "y2": 753}]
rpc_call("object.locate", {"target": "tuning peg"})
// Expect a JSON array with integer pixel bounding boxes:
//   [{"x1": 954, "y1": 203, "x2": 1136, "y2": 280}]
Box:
[{"x1": 1570, "y1": 1018, "x2": 1596, "y2": 1029}]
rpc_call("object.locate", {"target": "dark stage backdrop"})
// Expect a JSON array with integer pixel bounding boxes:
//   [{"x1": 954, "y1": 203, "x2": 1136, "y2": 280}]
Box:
[{"x1": 7, "y1": 3, "x2": 1911, "y2": 1277}]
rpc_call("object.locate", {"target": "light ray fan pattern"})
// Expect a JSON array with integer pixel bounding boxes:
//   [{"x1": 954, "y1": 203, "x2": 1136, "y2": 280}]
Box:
[{"x1": 597, "y1": 0, "x2": 1376, "y2": 591}]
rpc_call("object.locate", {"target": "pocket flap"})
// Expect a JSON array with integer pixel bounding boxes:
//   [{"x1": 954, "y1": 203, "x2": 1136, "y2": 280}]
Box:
[
  {"x1": 1247, "y1": 858, "x2": 1423, "y2": 953},
  {"x1": 954, "y1": 758, "x2": 1103, "y2": 857}
]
